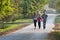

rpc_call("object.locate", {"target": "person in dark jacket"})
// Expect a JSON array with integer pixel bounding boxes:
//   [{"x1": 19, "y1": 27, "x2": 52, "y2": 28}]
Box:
[
  {"x1": 33, "y1": 12, "x2": 37, "y2": 29},
  {"x1": 42, "y1": 10, "x2": 48, "y2": 29},
  {"x1": 37, "y1": 15, "x2": 42, "y2": 29}
]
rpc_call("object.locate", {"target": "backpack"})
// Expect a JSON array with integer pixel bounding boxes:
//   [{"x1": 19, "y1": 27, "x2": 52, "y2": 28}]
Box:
[{"x1": 42, "y1": 14, "x2": 48, "y2": 20}]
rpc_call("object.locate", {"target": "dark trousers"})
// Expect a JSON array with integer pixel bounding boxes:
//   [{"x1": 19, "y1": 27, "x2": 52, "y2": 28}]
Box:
[
  {"x1": 34, "y1": 20, "x2": 37, "y2": 28},
  {"x1": 38, "y1": 22, "x2": 41, "y2": 29},
  {"x1": 43, "y1": 21, "x2": 46, "y2": 29}
]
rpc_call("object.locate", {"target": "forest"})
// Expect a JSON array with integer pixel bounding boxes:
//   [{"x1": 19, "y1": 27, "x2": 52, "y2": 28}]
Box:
[{"x1": 0, "y1": 0, "x2": 48, "y2": 22}]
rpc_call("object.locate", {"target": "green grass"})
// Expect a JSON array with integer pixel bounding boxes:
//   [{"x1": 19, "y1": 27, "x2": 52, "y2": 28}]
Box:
[
  {"x1": 0, "y1": 19, "x2": 32, "y2": 33},
  {"x1": 0, "y1": 24, "x2": 22, "y2": 33},
  {"x1": 55, "y1": 15, "x2": 60, "y2": 23},
  {"x1": 15, "y1": 19, "x2": 33, "y2": 23},
  {"x1": 7, "y1": 19, "x2": 33, "y2": 23},
  {"x1": 54, "y1": 32, "x2": 60, "y2": 40},
  {"x1": 55, "y1": 18, "x2": 60, "y2": 23},
  {"x1": 54, "y1": 14, "x2": 60, "y2": 40}
]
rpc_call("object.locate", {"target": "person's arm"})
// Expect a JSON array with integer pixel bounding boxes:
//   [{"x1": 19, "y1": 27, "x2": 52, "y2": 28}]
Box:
[
  {"x1": 46, "y1": 15, "x2": 48, "y2": 18},
  {"x1": 46, "y1": 15, "x2": 48, "y2": 21},
  {"x1": 42, "y1": 15, "x2": 43, "y2": 18},
  {"x1": 42, "y1": 14, "x2": 44, "y2": 18}
]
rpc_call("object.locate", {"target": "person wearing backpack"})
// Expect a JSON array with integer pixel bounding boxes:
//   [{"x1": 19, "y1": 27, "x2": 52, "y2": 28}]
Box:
[{"x1": 42, "y1": 10, "x2": 48, "y2": 29}]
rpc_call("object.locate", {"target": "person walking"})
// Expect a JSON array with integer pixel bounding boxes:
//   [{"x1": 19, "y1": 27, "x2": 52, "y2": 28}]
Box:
[
  {"x1": 42, "y1": 10, "x2": 48, "y2": 29},
  {"x1": 37, "y1": 15, "x2": 42, "y2": 29},
  {"x1": 33, "y1": 12, "x2": 37, "y2": 29}
]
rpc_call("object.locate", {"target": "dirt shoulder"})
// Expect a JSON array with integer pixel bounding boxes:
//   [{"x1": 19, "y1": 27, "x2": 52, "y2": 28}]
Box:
[{"x1": 48, "y1": 23, "x2": 60, "y2": 40}]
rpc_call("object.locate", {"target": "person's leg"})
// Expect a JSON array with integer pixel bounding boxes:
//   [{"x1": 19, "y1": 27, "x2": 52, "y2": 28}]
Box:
[
  {"x1": 43, "y1": 21, "x2": 46, "y2": 29},
  {"x1": 34, "y1": 20, "x2": 36, "y2": 29},
  {"x1": 38, "y1": 22, "x2": 41, "y2": 29}
]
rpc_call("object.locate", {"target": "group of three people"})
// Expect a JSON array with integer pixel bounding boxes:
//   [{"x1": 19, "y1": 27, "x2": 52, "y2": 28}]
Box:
[{"x1": 33, "y1": 10, "x2": 48, "y2": 29}]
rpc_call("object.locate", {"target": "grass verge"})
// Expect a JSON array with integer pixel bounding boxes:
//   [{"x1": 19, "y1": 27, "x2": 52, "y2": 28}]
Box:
[
  {"x1": 0, "y1": 24, "x2": 30, "y2": 36},
  {"x1": 8, "y1": 19, "x2": 33, "y2": 23},
  {"x1": 48, "y1": 14, "x2": 60, "y2": 40},
  {"x1": 0, "y1": 19, "x2": 32, "y2": 36}
]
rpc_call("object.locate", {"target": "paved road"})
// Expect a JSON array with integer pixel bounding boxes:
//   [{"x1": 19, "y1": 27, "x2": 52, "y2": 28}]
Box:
[
  {"x1": 0, "y1": 13, "x2": 57, "y2": 40},
  {"x1": 0, "y1": 4, "x2": 57, "y2": 40}
]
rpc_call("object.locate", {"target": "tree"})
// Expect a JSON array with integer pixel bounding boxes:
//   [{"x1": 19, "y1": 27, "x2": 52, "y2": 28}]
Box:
[
  {"x1": 49, "y1": 0, "x2": 60, "y2": 13},
  {"x1": 0, "y1": 0, "x2": 15, "y2": 28},
  {"x1": 22, "y1": 0, "x2": 49, "y2": 18},
  {"x1": 0, "y1": 0, "x2": 15, "y2": 21}
]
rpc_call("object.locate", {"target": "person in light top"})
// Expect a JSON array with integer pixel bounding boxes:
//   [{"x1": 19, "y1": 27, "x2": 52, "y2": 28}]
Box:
[{"x1": 33, "y1": 12, "x2": 37, "y2": 29}]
